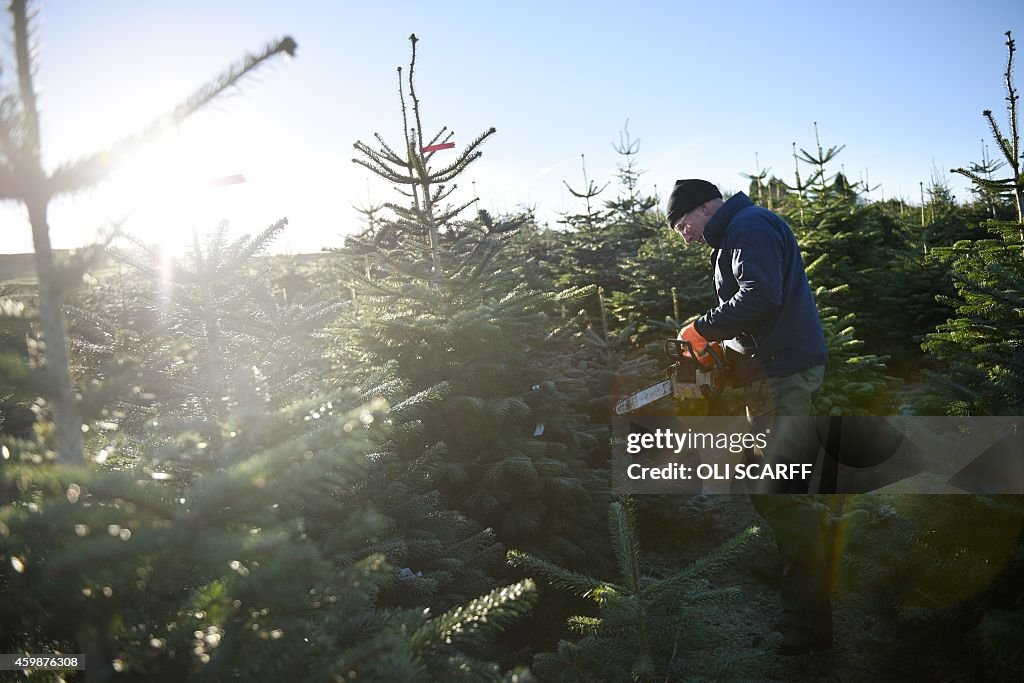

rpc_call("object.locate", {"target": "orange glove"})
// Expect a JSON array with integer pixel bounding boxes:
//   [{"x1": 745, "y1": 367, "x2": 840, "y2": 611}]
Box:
[{"x1": 678, "y1": 322, "x2": 716, "y2": 368}]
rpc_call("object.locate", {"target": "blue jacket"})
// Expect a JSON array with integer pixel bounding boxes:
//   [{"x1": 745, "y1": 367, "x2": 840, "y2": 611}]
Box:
[{"x1": 693, "y1": 192, "x2": 827, "y2": 386}]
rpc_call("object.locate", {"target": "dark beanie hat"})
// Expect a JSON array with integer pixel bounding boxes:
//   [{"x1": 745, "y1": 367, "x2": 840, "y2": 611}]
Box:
[{"x1": 666, "y1": 179, "x2": 722, "y2": 227}]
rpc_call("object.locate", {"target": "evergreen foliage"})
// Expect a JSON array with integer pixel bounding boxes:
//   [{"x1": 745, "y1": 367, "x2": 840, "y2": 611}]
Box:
[
  {"x1": 610, "y1": 226, "x2": 714, "y2": 341},
  {"x1": 0, "y1": 0, "x2": 297, "y2": 463},
  {"x1": 805, "y1": 263, "x2": 895, "y2": 416},
  {"x1": 578, "y1": 289, "x2": 662, "y2": 414},
  {"x1": 954, "y1": 140, "x2": 1022, "y2": 223},
  {"x1": 508, "y1": 498, "x2": 762, "y2": 682},
  {"x1": 332, "y1": 364, "x2": 519, "y2": 617},
  {"x1": 335, "y1": 35, "x2": 604, "y2": 567},
  {"x1": 777, "y1": 126, "x2": 916, "y2": 373},
  {"x1": 113, "y1": 222, "x2": 340, "y2": 415},
  {"x1": 2, "y1": 25, "x2": 540, "y2": 673},
  {"x1": 837, "y1": 495, "x2": 1024, "y2": 681},
  {"x1": 0, "y1": 388, "x2": 536, "y2": 681},
  {"x1": 562, "y1": 289, "x2": 661, "y2": 466},
  {"x1": 554, "y1": 129, "x2": 717, "y2": 417},
  {"x1": 1, "y1": 216, "x2": 538, "y2": 680},
  {"x1": 952, "y1": 32, "x2": 1024, "y2": 226},
  {"x1": 920, "y1": 30, "x2": 1024, "y2": 415},
  {"x1": 921, "y1": 175, "x2": 992, "y2": 247},
  {"x1": 918, "y1": 222, "x2": 1024, "y2": 414},
  {"x1": 476, "y1": 209, "x2": 566, "y2": 293},
  {"x1": 4, "y1": 10, "x2": 1024, "y2": 682},
  {"x1": 735, "y1": 128, "x2": 899, "y2": 412},
  {"x1": 556, "y1": 128, "x2": 664, "y2": 329},
  {"x1": 0, "y1": 290, "x2": 41, "y2": 438}
]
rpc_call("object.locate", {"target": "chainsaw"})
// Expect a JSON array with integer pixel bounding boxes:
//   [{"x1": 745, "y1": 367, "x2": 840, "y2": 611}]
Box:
[{"x1": 614, "y1": 339, "x2": 727, "y2": 414}]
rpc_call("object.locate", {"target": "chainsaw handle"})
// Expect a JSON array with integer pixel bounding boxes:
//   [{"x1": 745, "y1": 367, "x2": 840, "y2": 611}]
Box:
[
  {"x1": 664, "y1": 338, "x2": 726, "y2": 369},
  {"x1": 665, "y1": 338, "x2": 694, "y2": 362}
]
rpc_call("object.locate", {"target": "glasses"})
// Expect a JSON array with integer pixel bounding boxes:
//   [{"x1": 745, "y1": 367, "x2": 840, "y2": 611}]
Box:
[{"x1": 672, "y1": 206, "x2": 702, "y2": 233}]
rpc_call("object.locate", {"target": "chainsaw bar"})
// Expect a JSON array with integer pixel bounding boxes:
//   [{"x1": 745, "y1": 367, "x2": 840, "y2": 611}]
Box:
[
  {"x1": 614, "y1": 339, "x2": 727, "y2": 415},
  {"x1": 614, "y1": 379, "x2": 673, "y2": 415}
]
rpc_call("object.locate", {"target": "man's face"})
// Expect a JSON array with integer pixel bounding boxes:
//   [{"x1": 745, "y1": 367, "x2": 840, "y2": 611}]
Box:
[{"x1": 672, "y1": 203, "x2": 711, "y2": 244}]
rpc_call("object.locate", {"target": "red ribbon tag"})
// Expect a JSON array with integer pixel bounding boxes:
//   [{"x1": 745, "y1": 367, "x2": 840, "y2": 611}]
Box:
[{"x1": 420, "y1": 142, "x2": 456, "y2": 153}]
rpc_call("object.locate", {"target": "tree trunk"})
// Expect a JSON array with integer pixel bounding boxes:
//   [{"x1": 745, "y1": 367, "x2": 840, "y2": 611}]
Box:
[{"x1": 28, "y1": 199, "x2": 84, "y2": 463}]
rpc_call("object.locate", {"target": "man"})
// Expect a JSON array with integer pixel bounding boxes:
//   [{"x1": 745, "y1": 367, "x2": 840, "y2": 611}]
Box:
[{"x1": 666, "y1": 178, "x2": 832, "y2": 655}]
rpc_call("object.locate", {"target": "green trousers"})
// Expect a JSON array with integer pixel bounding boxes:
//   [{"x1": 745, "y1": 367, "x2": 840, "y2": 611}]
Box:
[{"x1": 745, "y1": 365, "x2": 833, "y2": 642}]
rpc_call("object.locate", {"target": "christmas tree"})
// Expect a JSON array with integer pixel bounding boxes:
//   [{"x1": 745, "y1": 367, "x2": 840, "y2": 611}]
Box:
[
  {"x1": 0, "y1": 0, "x2": 296, "y2": 463},
  {"x1": 508, "y1": 498, "x2": 762, "y2": 681},
  {"x1": 336, "y1": 34, "x2": 605, "y2": 568},
  {"x1": 920, "y1": 30, "x2": 1024, "y2": 415}
]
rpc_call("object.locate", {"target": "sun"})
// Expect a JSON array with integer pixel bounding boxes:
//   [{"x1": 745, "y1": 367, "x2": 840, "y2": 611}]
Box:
[{"x1": 97, "y1": 119, "x2": 251, "y2": 257}]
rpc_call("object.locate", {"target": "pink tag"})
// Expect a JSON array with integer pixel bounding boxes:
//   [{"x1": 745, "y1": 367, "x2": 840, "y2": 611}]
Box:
[{"x1": 420, "y1": 142, "x2": 456, "y2": 153}]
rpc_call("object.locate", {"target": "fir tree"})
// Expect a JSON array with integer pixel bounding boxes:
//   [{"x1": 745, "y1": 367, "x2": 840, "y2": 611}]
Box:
[
  {"x1": 564, "y1": 288, "x2": 661, "y2": 465},
  {"x1": 559, "y1": 153, "x2": 611, "y2": 233},
  {"x1": 508, "y1": 498, "x2": 763, "y2": 682},
  {"x1": 337, "y1": 35, "x2": 604, "y2": 567},
  {"x1": 893, "y1": 37, "x2": 1024, "y2": 674},
  {"x1": 754, "y1": 128, "x2": 906, "y2": 401},
  {"x1": 474, "y1": 207, "x2": 563, "y2": 294},
  {"x1": 553, "y1": 127, "x2": 715, "y2": 419},
  {"x1": 612, "y1": 222, "x2": 715, "y2": 346},
  {"x1": 917, "y1": 221, "x2": 1024, "y2": 415},
  {"x1": 0, "y1": 385, "x2": 537, "y2": 681},
  {"x1": 556, "y1": 126, "x2": 662, "y2": 326},
  {"x1": 952, "y1": 32, "x2": 1024, "y2": 227},
  {"x1": 330, "y1": 362, "x2": 521, "y2": 618},
  {"x1": 958, "y1": 139, "x2": 1020, "y2": 220},
  {"x1": 782, "y1": 125, "x2": 912, "y2": 366},
  {"x1": 583, "y1": 288, "x2": 662, "y2": 412},
  {"x1": 111, "y1": 221, "x2": 340, "y2": 415},
  {"x1": 2, "y1": 214, "x2": 538, "y2": 680},
  {"x1": 807, "y1": 274, "x2": 895, "y2": 416},
  {"x1": 92, "y1": 220, "x2": 525, "y2": 659},
  {"x1": 838, "y1": 495, "x2": 1024, "y2": 681},
  {"x1": 0, "y1": 0, "x2": 296, "y2": 463},
  {"x1": 920, "y1": 30, "x2": 1024, "y2": 415}
]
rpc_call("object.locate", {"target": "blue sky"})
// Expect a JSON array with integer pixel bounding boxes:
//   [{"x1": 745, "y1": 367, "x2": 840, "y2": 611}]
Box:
[{"x1": 1, "y1": 0, "x2": 1021, "y2": 254}]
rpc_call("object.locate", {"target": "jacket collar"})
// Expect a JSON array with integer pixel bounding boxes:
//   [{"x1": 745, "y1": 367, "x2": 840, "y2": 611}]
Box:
[{"x1": 703, "y1": 192, "x2": 753, "y2": 249}]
